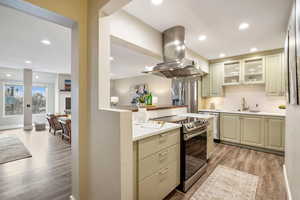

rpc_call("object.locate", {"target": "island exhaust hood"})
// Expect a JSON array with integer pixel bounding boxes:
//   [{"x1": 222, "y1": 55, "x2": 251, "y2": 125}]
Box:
[{"x1": 143, "y1": 26, "x2": 207, "y2": 79}]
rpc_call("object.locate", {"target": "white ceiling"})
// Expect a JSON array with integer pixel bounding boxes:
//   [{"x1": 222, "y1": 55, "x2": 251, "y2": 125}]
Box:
[
  {"x1": 110, "y1": 41, "x2": 159, "y2": 79},
  {"x1": 124, "y1": 0, "x2": 293, "y2": 59},
  {"x1": 0, "y1": 5, "x2": 71, "y2": 74},
  {"x1": 0, "y1": 67, "x2": 57, "y2": 84}
]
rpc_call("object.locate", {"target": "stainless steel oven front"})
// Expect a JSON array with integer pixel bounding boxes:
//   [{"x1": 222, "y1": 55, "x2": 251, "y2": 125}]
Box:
[{"x1": 180, "y1": 129, "x2": 207, "y2": 192}]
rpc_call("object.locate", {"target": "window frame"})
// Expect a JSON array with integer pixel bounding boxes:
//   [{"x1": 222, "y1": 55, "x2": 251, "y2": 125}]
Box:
[
  {"x1": 32, "y1": 84, "x2": 48, "y2": 116},
  {"x1": 3, "y1": 82, "x2": 24, "y2": 117},
  {"x1": 2, "y1": 83, "x2": 49, "y2": 117}
]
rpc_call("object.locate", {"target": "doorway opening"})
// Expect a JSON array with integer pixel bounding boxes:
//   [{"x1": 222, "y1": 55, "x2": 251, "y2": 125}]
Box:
[{"x1": 0, "y1": 1, "x2": 78, "y2": 199}]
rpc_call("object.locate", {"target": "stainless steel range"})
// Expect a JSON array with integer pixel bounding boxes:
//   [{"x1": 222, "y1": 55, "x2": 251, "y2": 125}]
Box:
[{"x1": 153, "y1": 115, "x2": 208, "y2": 192}]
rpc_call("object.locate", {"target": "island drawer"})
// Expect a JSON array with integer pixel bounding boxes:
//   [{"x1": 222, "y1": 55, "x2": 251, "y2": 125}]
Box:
[
  {"x1": 138, "y1": 160, "x2": 180, "y2": 200},
  {"x1": 138, "y1": 144, "x2": 179, "y2": 181},
  {"x1": 138, "y1": 129, "x2": 180, "y2": 159}
]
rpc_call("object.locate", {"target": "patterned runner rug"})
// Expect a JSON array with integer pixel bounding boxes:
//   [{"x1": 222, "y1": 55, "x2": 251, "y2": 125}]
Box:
[{"x1": 190, "y1": 165, "x2": 258, "y2": 200}]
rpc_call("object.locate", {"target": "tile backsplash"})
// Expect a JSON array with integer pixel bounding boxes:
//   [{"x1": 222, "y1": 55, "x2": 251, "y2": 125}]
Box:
[{"x1": 203, "y1": 85, "x2": 286, "y2": 113}]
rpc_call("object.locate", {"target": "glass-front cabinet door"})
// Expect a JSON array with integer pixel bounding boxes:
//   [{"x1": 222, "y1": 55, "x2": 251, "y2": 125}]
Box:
[
  {"x1": 223, "y1": 61, "x2": 241, "y2": 85},
  {"x1": 243, "y1": 57, "x2": 265, "y2": 84}
]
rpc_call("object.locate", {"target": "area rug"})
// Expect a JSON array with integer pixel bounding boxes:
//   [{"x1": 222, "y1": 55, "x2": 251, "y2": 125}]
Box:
[
  {"x1": 190, "y1": 165, "x2": 259, "y2": 200},
  {"x1": 0, "y1": 134, "x2": 32, "y2": 164}
]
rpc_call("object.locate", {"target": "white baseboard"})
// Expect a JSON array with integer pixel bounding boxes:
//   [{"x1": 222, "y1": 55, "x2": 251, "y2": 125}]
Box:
[
  {"x1": 0, "y1": 124, "x2": 23, "y2": 131},
  {"x1": 283, "y1": 164, "x2": 292, "y2": 200},
  {"x1": 23, "y1": 125, "x2": 33, "y2": 131},
  {"x1": 70, "y1": 195, "x2": 77, "y2": 200}
]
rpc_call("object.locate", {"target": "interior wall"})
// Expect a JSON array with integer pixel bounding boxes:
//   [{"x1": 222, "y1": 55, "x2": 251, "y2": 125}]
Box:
[
  {"x1": 285, "y1": 105, "x2": 300, "y2": 200},
  {"x1": 285, "y1": 1, "x2": 300, "y2": 199},
  {"x1": 88, "y1": 1, "x2": 133, "y2": 199},
  {"x1": 111, "y1": 75, "x2": 172, "y2": 106},
  {"x1": 110, "y1": 10, "x2": 163, "y2": 59},
  {"x1": 58, "y1": 73, "x2": 71, "y2": 90},
  {"x1": 203, "y1": 85, "x2": 286, "y2": 113}
]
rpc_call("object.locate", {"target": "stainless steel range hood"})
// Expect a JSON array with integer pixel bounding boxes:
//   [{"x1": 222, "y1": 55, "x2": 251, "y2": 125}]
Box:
[{"x1": 143, "y1": 26, "x2": 207, "y2": 78}]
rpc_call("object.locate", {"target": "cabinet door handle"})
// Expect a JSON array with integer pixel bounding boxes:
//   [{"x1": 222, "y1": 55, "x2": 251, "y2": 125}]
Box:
[
  {"x1": 158, "y1": 168, "x2": 169, "y2": 175},
  {"x1": 158, "y1": 151, "x2": 168, "y2": 161},
  {"x1": 158, "y1": 134, "x2": 168, "y2": 143}
]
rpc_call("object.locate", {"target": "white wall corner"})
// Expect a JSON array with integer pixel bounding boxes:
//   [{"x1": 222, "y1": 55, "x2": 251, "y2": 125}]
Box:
[
  {"x1": 120, "y1": 111, "x2": 133, "y2": 200},
  {"x1": 283, "y1": 164, "x2": 293, "y2": 200}
]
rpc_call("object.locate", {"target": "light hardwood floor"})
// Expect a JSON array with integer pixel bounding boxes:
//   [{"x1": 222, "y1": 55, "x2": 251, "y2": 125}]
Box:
[
  {"x1": 0, "y1": 129, "x2": 286, "y2": 200},
  {"x1": 0, "y1": 128, "x2": 71, "y2": 200},
  {"x1": 166, "y1": 143, "x2": 287, "y2": 200}
]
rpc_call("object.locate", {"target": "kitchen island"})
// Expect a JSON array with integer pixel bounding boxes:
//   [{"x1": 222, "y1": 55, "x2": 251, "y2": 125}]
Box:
[{"x1": 132, "y1": 121, "x2": 181, "y2": 200}]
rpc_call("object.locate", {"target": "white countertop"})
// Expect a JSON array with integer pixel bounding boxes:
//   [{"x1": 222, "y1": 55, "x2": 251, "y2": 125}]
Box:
[
  {"x1": 133, "y1": 121, "x2": 181, "y2": 142},
  {"x1": 199, "y1": 109, "x2": 286, "y2": 117},
  {"x1": 177, "y1": 113, "x2": 214, "y2": 119}
]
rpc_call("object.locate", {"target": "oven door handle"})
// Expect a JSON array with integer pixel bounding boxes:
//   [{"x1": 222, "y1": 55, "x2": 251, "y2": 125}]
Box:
[{"x1": 184, "y1": 130, "x2": 206, "y2": 141}]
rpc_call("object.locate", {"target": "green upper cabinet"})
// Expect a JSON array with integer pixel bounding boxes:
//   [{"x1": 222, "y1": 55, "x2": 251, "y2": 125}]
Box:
[
  {"x1": 201, "y1": 74, "x2": 210, "y2": 97},
  {"x1": 210, "y1": 62, "x2": 224, "y2": 97},
  {"x1": 265, "y1": 53, "x2": 285, "y2": 96},
  {"x1": 202, "y1": 52, "x2": 285, "y2": 97},
  {"x1": 201, "y1": 62, "x2": 224, "y2": 97}
]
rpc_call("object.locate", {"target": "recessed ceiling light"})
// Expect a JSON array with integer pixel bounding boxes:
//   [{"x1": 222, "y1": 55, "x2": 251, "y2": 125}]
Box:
[
  {"x1": 151, "y1": 0, "x2": 163, "y2": 5},
  {"x1": 25, "y1": 60, "x2": 32, "y2": 64},
  {"x1": 219, "y1": 53, "x2": 226, "y2": 58},
  {"x1": 239, "y1": 22, "x2": 249, "y2": 30},
  {"x1": 41, "y1": 39, "x2": 51, "y2": 45},
  {"x1": 35, "y1": 75, "x2": 39, "y2": 79},
  {"x1": 198, "y1": 35, "x2": 207, "y2": 41},
  {"x1": 109, "y1": 56, "x2": 114, "y2": 61},
  {"x1": 6, "y1": 74, "x2": 11, "y2": 77},
  {"x1": 250, "y1": 47, "x2": 258, "y2": 52}
]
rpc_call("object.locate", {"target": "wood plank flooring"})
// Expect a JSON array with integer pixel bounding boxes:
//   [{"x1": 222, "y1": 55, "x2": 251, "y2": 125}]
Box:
[
  {"x1": 166, "y1": 143, "x2": 286, "y2": 200},
  {"x1": 0, "y1": 129, "x2": 71, "y2": 200},
  {"x1": 0, "y1": 129, "x2": 286, "y2": 200}
]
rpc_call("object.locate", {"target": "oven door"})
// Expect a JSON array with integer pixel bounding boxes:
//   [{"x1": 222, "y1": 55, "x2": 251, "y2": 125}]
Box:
[{"x1": 181, "y1": 129, "x2": 207, "y2": 191}]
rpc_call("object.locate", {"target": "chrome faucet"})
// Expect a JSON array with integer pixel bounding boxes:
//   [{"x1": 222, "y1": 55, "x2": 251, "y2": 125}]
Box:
[{"x1": 241, "y1": 97, "x2": 249, "y2": 111}]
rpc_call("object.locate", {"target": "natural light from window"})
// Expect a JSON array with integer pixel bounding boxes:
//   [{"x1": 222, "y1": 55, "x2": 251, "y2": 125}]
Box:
[
  {"x1": 32, "y1": 86, "x2": 47, "y2": 114},
  {"x1": 4, "y1": 84, "x2": 47, "y2": 116},
  {"x1": 4, "y1": 84, "x2": 24, "y2": 115}
]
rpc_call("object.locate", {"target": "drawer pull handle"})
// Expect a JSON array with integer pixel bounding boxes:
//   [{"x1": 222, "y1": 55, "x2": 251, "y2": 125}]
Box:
[
  {"x1": 158, "y1": 168, "x2": 168, "y2": 175},
  {"x1": 159, "y1": 151, "x2": 168, "y2": 157},
  {"x1": 158, "y1": 134, "x2": 168, "y2": 143},
  {"x1": 159, "y1": 151, "x2": 168, "y2": 161}
]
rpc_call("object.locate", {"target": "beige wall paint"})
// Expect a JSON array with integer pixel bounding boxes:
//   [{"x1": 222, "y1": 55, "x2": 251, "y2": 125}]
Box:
[
  {"x1": 203, "y1": 85, "x2": 286, "y2": 113},
  {"x1": 111, "y1": 75, "x2": 172, "y2": 106}
]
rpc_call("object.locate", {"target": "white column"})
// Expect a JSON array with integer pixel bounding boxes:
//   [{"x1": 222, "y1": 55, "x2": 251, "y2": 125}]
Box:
[
  {"x1": 23, "y1": 68, "x2": 32, "y2": 130},
  {"x1": 54, "y1": 74, "x2": 59, "y2": 113}
]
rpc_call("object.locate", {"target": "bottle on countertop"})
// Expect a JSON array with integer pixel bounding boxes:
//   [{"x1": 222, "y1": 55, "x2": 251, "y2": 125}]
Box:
[{"x1": 147, "y1": 92, "x2": 153, "y2": 105}]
